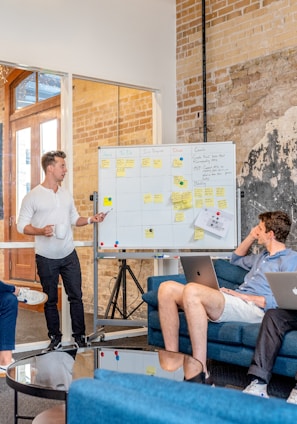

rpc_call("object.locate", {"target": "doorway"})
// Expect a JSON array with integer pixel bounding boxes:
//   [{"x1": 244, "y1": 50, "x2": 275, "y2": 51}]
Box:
[
  {"x1": 4, "y1": 69, "x2": 61, "y2": 281},
  {"x1": 9, "y1": 109, "x2": 60, "y2": 280}
]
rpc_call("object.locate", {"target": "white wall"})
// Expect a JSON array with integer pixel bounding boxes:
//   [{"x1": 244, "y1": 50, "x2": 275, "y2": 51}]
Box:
[{"x1": 0, "y1": 0, "x2": 176, "y2": 143}]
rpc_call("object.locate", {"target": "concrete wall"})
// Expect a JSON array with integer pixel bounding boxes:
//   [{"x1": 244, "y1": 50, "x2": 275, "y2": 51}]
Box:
[{"x1": 0, "y1": 0, "x2": 176, "y2": 144}]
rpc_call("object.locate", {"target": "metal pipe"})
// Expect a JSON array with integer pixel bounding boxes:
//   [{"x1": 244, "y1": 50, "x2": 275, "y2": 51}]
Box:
[{"x1": 202, "y1": 0, "x2": 207, "y2": 142}]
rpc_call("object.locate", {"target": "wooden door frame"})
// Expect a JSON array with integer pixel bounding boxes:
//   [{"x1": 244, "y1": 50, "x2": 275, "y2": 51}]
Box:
[{"x1": 3, "y1": 69, "x2": 60, "y2": 281}]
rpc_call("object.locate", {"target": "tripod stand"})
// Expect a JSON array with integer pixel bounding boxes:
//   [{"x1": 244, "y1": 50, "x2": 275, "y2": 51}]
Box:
[{"x1": 104, "y1": 259, "x2": 144, "y2": 319}]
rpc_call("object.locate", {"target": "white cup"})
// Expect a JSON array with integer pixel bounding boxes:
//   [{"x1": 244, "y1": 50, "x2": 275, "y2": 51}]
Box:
[{"x1": 54, "y1": 224, "x2": 67, "y2": 240}]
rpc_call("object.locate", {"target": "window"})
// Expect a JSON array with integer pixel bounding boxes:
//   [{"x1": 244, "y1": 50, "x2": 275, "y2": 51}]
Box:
[{"x1": 15, "y1": 72, "x2": 61, "y2": 110}]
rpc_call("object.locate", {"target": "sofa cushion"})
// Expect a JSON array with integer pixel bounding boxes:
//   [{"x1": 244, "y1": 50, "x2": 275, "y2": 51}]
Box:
[
  {"x1": 149, "y1": 309, "x2": 247, "y2": 346},
  {"x1": 142, "y1": 290, "x2": 159, "y2": 308},
  {"x1": 241, "y1": 323, "x2": 261, "y2": 348},
  {"x1": 279, "y1": 331, "x2": 297, "y2": 356},
  {"x1": 214, "y1": 259, "x2": 248, "y2": 288}
]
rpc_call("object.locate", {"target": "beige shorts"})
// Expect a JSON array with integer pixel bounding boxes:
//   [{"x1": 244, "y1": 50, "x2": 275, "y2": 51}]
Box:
[{"x1": 213, "y1": 292, "x2": 265, "y2": 324}]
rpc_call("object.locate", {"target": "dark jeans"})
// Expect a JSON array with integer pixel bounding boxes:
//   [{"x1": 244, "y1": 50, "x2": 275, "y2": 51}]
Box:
[
  {"x1": 0, "y1": 292, "x2": 18, "y2": 350},
  {"x1": 248, "y1": 308, "x2": 297, "y2": 383},
  {"x1": 36, "y1": 249, "x2": 85, "y2": 339}
]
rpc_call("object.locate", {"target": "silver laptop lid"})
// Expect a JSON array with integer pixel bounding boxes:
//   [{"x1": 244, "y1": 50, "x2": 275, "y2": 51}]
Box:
[
  {"x1": 180, "y1": 256, "x2": 219, "y2": 290},
  {"x1": 265, "y1": 272, "x2": 297, "y2": 310}
]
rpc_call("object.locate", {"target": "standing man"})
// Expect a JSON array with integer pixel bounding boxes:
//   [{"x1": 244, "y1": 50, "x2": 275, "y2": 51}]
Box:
[
  {"x1": 17, "y1": 150, "x2": 106, "y2": 350},
  {"x1": 157, "y1": 211, "x2": 297, "y2": 383}
]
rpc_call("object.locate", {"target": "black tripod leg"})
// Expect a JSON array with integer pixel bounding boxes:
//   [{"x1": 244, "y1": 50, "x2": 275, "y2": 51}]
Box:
[
  {"x1": 104, "y1": 265, "x2": 124, "y2": 319},
  {"x1": 104, "y1": 260, "x2": 144, "y2": 320},
  {"x1": 126, "y1": 265, "x2": 144, "y2": 294}
]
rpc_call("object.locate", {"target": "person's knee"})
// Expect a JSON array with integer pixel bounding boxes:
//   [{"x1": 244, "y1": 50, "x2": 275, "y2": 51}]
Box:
[
  {"x1": 183, "y1": 282, "x2": 202, "y2": 298},
  {"x1": 158, "y1": 280, "x2": 180, "y2": 300},
  {"x1": 183, "y1": 283, "x2": 203, "y2": 305}
]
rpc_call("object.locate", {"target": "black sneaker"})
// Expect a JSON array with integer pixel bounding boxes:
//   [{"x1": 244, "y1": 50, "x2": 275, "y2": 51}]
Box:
[
  {"x1": 74, "y1": 336, "x2": 86, "y2": 349},
  {"x1": 46, "y1": 335, "x2": 62, "y2": 351}
]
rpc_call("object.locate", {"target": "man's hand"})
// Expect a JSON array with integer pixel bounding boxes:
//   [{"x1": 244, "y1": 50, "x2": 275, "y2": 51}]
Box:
[
  {"x1": 220, "y1": 287, "x2": 266, "y2": 308},
  {"x1": 92, "y1": 213, "x2": 106, "y2": 223},
  {"x1": 44, "y1": 225, "x2": 55, "y2": 237}
]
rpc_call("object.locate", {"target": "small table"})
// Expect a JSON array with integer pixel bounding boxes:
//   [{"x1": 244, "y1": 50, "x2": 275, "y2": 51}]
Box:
[{"x1": 6, "y1": 349, "x2": 93, "y2": 424}]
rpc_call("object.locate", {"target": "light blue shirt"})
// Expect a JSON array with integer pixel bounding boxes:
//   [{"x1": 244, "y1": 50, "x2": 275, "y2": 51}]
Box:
[{"x1": 231, "y1": 249, "x2": 297, "y2": 311}]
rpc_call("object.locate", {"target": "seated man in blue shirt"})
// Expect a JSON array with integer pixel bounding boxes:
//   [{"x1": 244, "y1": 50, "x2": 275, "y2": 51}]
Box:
[
  {"x1": 158, "y1": 211, "x2": 297, "y2": 384},
  {"x1": 0, "y1": 281, "x2": 47, "y2": 372},
  {"x1": 243, "y1": 308, "x2": 297, "y2": 404}
]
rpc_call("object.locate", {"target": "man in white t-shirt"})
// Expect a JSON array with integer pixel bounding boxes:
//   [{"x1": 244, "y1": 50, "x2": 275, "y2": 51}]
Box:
[{"x1": 17, "y1": 150, "x2": 106, "y2": 351}]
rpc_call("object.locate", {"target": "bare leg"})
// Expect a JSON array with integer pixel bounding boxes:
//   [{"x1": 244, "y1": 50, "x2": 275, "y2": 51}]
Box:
[
  {"x1": 183, "y1": 283, "x2": 225, "y2": 375},
  {"x1": 158, "y1": 281, "x2": 186, "y2": 371},
  {"x1": 0, "y1": 351, "x2": 13, "y2": 366}
]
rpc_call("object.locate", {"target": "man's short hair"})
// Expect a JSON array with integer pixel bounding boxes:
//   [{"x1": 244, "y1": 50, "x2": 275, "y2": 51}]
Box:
[
  {"x1": 41, "y1": 150, "x2": 66, "y2": 173},
  {"x1": 259, "y1": 210, "x2": 291, "y2": 243}
]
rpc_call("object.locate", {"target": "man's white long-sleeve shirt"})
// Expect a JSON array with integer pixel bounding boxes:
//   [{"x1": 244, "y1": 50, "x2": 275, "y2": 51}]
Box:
[{"x1": 17, "y1": 184, "x2": 80, "y2": 259}]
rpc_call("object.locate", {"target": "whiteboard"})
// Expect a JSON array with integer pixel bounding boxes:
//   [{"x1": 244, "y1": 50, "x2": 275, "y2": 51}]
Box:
[{"x1": 98, "y1": 142, "x2": 237, "y2": 250}]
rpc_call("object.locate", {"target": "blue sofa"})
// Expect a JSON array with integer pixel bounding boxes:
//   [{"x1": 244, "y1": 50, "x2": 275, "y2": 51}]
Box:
[
  {"x1": 142, "y1": 259, "x2": 297, "y2": 378},
  {"x1": 67, "y1": 368, "x2": 297, "y2": 423}
]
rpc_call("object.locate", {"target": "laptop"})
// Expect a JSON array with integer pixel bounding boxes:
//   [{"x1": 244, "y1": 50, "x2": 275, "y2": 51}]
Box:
[
  {"x1": 180, "y1": 256, "x2": 219, "y2": 290},
  {"x1": 265, "y1": 272, "x2": 297, "y2": 309}
]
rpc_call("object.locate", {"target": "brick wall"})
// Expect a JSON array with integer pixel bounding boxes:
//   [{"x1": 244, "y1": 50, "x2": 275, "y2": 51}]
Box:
[
  {"x1": 72, "y1": 79, "x2": 154, "y2": 316},
  {"x1": 176, "y1": 0, "x2": 297, "y2": 246},
  {"x1": 176, "y1": 0, "x2": 297, "y2": 170}
]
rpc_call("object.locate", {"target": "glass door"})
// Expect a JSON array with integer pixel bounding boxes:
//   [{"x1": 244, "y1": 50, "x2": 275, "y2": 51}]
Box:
[{"x1": 9, "y1": 109, "x2": 60, "y2": 281}]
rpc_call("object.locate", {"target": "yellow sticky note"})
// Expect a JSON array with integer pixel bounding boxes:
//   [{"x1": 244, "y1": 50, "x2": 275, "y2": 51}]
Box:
[
  {"x1": 153, "y1": 159, "x2": 162, "y2": 168},
  {"x1": 154, "y1": 194, "x2": 163, "y2": 203},
  {"x1": 173, "y1": 176, "x2": 183, "y2": 186},
  {"x1": 103, "y1": 197, "x2": 113, "y2": 207},
  {"x1": 125, "y1": 159, "x2": 135, "y2": 168},
  {"x1": 175, "y1": 212, "x2": 185, "y2": 222},
  {"x1": 182, "y1": 201, "x2": 193, "y2": 209},
  {"x1": 144, "y1": 194, "x2": 153, "y2": 204},
  {"x1": 218, "y1": 199, "x2": 228, "y2": 209},
  {"x1": 142, "y1": 158, "x2": 151, "y2": 167},
  {"x1": 146, "y1": 366, "x2": 156, "y2": 376},
  {"x1": 194, "y1": 188, "x2": 204, "y2": 198},
  {"x1": 116, "y1": 159, "x2": 125, "y2": 168},
  {"x1": 204, "y1": 187, "x2": 214, "y2": 197},
  {"x1": 216, "y1": 187, "x2": 225, "y2": 197},
  {"x1": 173, "y1": 159, "x2": 183, "y2": 167},
  {"x1": 205, "y1": 198, "x2": 215, "y2": 207},
  {"x1": 195, "y1": 199, "x2": 204, "y2": 209},
  {"x1": 182, "y1": 191, "x2": 192, "y2": 202},
  {"x1": 101, "y1": 159, "x2": 110, "y2": 168},
  {"x1": 171, "y1": 192, "x2": 182, "y2": 203},
  {"x1": 116, "y1": 167, "x2": 126, "y2": 177},
  {"x1": 145, "y1": 228, "x2": 154, "y2": 238},
  {"x1": 194, "y1": 227, "x2": 204, "y2": 240}
]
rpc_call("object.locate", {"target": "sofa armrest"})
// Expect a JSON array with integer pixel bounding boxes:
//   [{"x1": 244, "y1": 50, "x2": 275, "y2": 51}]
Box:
[{"x1": 142, "y1": 274, "x2": 186, "y2": 310}]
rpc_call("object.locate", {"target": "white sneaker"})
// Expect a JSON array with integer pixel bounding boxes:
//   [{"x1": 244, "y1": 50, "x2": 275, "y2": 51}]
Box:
[
  {"x1": 17, "y1": 288, "x2": 48, "y2": 305},
  {"x1": 287, "y1": 388, "x2": 297, "y2": 405},
  {"x1": 242, "y1": 379, "x2": 269, "y2": 398},
  {"x1": 0, "y1": 359, "x2": 15, "y2": 373}
]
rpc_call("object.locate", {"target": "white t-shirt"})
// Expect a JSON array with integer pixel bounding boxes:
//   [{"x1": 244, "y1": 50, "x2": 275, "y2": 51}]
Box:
[{"x1": 17, "y1": 184, "x2": 80, "y2": 259}]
